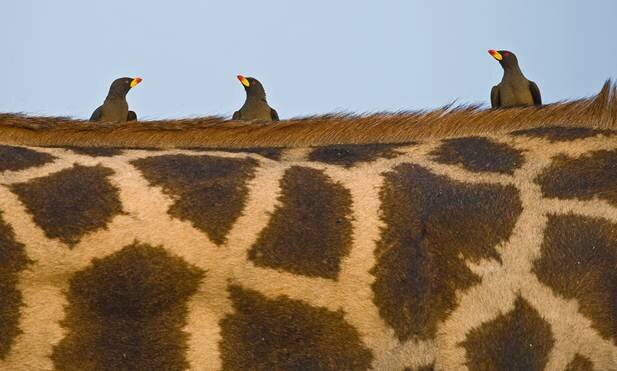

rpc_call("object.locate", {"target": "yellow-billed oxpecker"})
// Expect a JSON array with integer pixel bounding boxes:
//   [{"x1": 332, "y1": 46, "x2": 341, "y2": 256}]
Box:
[
  {"x1": 90, "y1": 77, "x2": 142, "y2": 122},
  {"x1": 233, "y1": 75, "x2": 279, "y2": 121},
  {"x1": 488, "y1": 50, "x2": 541, "y2": 108}
]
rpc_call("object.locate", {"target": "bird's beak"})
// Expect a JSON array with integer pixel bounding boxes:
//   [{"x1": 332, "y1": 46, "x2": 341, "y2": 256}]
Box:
[
  {"x1": 130, "y1": 77, "x2": 143, "y2": 88},
  {"x1": 488, "y1": 50, "x2": 503, "y2": 61},
  {"x1": 237, "y1": 75, "x2": 250, "y2": 88}
]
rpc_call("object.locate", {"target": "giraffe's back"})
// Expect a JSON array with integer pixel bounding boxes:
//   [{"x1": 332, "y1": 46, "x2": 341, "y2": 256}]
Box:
[{"x1": 0, "y1": 83, "x2": 616, "y2": 370}]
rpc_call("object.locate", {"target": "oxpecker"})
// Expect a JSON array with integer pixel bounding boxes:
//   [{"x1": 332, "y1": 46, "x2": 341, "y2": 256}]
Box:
[
  {"x1": 488, "y1": 50, "x2": 541, "y2": 108},
  {"x1": 90, "y1": 77, "x2": 142, "y2": 122},
  {"x1": 233, "y1": 75, "x2": 279, "y2": 121}
]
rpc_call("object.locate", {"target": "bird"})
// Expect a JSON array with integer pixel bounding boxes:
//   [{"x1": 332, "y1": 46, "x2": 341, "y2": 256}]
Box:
[
  {"x1": 89, "y1": 77, "x2": 142, "y2": 122},
  {"x1": 232, "y1": 75, "x2": 279, "y2": 121},
  {"x1": 488, "y1": 50, "x2": 541, "y2": 108}
]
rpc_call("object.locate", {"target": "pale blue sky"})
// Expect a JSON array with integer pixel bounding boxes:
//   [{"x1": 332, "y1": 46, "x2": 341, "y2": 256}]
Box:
[{"x1": 2, "y1": 1, "x2": 616, "y2": 120}]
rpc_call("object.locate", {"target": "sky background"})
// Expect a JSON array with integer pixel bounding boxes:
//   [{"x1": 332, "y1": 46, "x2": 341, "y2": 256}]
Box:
[{"x1": 2, "y1": 1, "x2": 616, "y2": 120}]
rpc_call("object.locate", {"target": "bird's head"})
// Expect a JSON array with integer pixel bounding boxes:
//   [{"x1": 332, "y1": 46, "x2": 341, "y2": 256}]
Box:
[
  {"x1": 488, "y1": 50, "x2": 519, "y2": 69},
  {"x1": 108, "y1": 77, "x2": 142, "y2": 97},
  {"x1": 237, "y1": 75, "x2": 266, "y2": 98}
]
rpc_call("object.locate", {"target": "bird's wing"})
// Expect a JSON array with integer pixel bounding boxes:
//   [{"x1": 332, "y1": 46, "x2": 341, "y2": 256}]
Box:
[
  {"x1": 490, "y1": 86, "x2": 500, "y2": 108},
  {"x1": 232, "y1": 111, "x2": 241, "y2": 120},
  {"x1": 89, "y1": 106, "x2": 103, "y2": 121},
  {"x1": 127, "y1": 111, "x2": 138, "y2": 121},
  {"x1": 529, "y1": 81, "x2": 542, "y2": 106},
  {"x1": 270, "y1": 108, "x2": 280, "y2": 121}
]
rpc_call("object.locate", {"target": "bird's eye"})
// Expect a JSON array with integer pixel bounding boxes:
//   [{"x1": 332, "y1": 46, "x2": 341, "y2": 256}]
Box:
[{"x1": 503, "y1": 52, "x2": 510, "y2": 57}]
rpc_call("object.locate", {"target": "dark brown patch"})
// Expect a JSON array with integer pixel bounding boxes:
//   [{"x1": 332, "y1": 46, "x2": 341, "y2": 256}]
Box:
[
  {"x1": 0, "y1": 212, "x2": 31, "y2": 359},
  {"x1": 372, "y1": 164, "x2": 522, "y2": 341},
  {"x1": 248, "y1": 167, "x2": 353, "y2": 279},
  {"x1": 536, "y1": 150, "x2": 617, "y2": 207},
  {"x1": 188, "y1": 147, "x2": 283, "y2": 161},
  {"x1": 0, "y1": 145, "x2": 55, "y2": 172},
  {"x1": 11, "y1": 165, "x2": 123, "y2": 246},
  {"x1": 308, "y1": 143, "x2": 404, "y2": 167},
  {"x1": 52, "y1": 243, "x2": 203, "y2": 371},
  {"x1": 430, "y1": 136, "x2": 524, "y2": 174},
  {"x1": 220, "y1": 286, "x2": 372, "y2": 371},
  {"x1": 512, "y1": 126, "x2": 617, "y2": 142},
  {"x1": 565, "y1": 354, "x2": 595, "y2": 371},
  {"x1": 132, "y1": 155, "x2": 258, "y2": 245},
  {"x1": 63, "y1": 146, "x2": 123, "y2": 157},
  {"x1": 533, "y1": 215, "x2": 617, "y2": 344},
  {"x1": 462, "y1": 296, "x2": 554, "y2": 371}
]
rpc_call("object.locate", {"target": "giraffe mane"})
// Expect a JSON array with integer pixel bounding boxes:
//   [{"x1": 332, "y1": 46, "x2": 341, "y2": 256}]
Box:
[{"x1": 0, "y1": 80, "x2": 615, "y2": 149}]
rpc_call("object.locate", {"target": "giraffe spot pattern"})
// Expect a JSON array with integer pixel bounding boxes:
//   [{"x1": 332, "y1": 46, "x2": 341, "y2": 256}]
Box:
[
  {"x1": 533, "y1": 215, "x2": 617, "y2": 344},
  {"x1": 0, "y1": 136, "x2": 615, "y2": 369},
  {"x1": 536, "y1": 150, "x2": 617, "y2": 207},
  {"x1": 373, "y1": 164, "x2": 522, "y2": 341},
  {"x1": 565, "y1": 354, "x2": 595, "y2": 371},
  {"x1": 249, "y1": 166, "x2": 353, "y2": 279},
  {"x1": 51, "y1": 243, "x2": 204, "y2": 371},
  {"x1": 220, "y1": 286, "x2": 373, "y2": 371},
  {"x1": 132, "y1": 155, "x2": 258, "y2": 245},
  {"x1": 308, "y1": 143, "x2": 405, "y2": 167},
  {"x1": 461, "y1": 296, "x2": 555, "y2": 371},
  {"x1": 0, "y1": 212, "x2": 31, "y2": 359},
  {"x1": 511, "y1": 126, "x2": 617, "y2": 142},
  {"x1": 0, "y1": 145, "x2": 55, "y2": 172},
  {"x1": 430, "y1": 136, "x2": 524, "y2": 174},
  {"x1": 11, "y1": 165, "x2": 123, "y2": 246}
]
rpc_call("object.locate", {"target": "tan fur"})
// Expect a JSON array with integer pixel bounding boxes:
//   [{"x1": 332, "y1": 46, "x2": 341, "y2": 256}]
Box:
[{"x1": 0, "y1": 81, "x2": 615, "y2": 149}]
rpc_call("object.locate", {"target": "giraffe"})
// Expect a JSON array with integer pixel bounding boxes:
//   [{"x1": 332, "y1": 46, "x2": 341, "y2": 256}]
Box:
[{"x1": 0, "y1": 82, "x2": 616, "y2": 370}]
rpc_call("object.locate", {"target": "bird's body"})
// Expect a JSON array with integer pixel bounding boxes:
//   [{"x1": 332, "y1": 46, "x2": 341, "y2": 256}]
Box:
[
  {"x1": 90, "y1": 77, "x2": 142, "y2": 122},
  {"x1": 233, "y1": 97, "x2": 278, "y2": 121},
  {"x1": 489, "y1": 50, "x2": 541, "y2": 108},
  {"x1": 233, "y1": 75, "x2": 279, "y2": 121},
  {"x1": 90, "y1": 99, "x2": 130, "y2": 122},
  {"x1": 491, "y1": 75, "x2": 539, "y2": 108}
]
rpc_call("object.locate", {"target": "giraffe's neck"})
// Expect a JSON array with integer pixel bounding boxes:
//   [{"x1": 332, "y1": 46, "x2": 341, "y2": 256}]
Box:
[{"x1": 0, "y1": 126, "x2": 616, "y2": 370}]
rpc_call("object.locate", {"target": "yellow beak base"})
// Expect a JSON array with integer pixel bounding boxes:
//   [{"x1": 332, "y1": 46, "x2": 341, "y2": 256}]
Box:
[
  {"x1": 238, "y1": 75, "x2": 250, "y2": 87},
  {"x1": 489, "y1": 50, "x2": 503, "y2": 61},
  {"x1": 130, "y1": 77, "x2": 142, "y2": 88}
]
